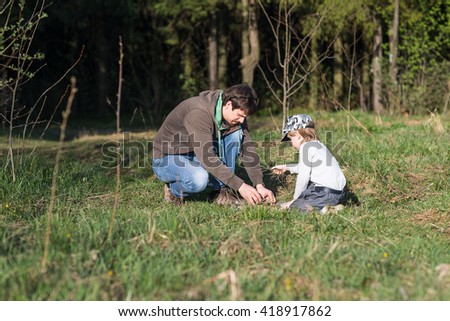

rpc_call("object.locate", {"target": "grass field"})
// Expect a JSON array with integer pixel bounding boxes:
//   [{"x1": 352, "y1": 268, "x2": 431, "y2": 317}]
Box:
[{"x1": 0, "y1": 110, "x2": 449, "y2": 300}]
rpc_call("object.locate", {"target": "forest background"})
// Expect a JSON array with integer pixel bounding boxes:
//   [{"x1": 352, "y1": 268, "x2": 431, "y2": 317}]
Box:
[{"x1": 1, "y1": 0, "x2": 449, "y2": 128}]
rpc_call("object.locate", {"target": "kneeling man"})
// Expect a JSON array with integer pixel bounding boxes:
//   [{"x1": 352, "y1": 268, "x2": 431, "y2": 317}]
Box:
[{"x1": 152, "y1": 84, "x2": 275, "y2": 205}]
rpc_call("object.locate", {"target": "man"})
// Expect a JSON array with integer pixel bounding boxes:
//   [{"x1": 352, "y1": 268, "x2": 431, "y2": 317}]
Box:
[{"x1": 152, "y1": 84, "x2": 275, "y2": 205}]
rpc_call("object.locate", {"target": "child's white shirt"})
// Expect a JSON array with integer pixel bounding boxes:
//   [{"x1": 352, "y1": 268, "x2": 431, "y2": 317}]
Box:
[{"x1": 286, "y1": 140, "x2": 346, "y2": 200}]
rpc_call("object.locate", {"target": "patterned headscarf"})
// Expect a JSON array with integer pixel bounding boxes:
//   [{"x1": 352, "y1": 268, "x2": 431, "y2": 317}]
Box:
[{"x1": 281, "y1": 114, "x2": 314, "y2": 142}]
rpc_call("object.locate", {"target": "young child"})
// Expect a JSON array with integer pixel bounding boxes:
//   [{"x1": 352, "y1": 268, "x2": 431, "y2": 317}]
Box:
[{"x1": 272, "y1": 114, "x2": 348, "y2": 213}]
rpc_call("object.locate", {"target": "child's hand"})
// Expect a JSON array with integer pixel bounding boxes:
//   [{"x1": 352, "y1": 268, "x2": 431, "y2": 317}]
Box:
[
  {"x1": 278, "y1": 200, "x2": 294, "y2": 209},
  {"x1": 271, "y1": 164, "x2": 287, "y2": 175}
]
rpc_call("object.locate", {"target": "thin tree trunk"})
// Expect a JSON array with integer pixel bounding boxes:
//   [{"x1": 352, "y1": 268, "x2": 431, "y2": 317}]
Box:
[
  {"x1": 208, "y1": 13, "x2": 218, "y2": 90},
  {"x1": 357, "y1": 76, "x2": 366, "y2": 111},
  {"x1": 218, "y1": 37, "x2": 228, "y2": 89},
  {"x1": 333, "y1": 35, "x2": 344, "y2": 105},
  {"x1": 218, "y1": 19, "x2": 228, "y2": 89},
  {"x1": 282, "y1": 0, "x2": 290, "y2": 126},
  {"x1": 109, "y1": 37, "x2": 123, "y2": 240},
  {"x1": 372, "y1": 15, "x2": 384, "y2": 114},
  {"x1": 356, "y1": 66, "x2": 367, "y2": 112},
  {"x1": 182, "y1": 42, "x2": 195, "y2": 94},
  {"x1": 240, "y1": 0, "x2": 260, "y2": 86},
  {"x1": 41, "y1": 77, "x2": 77, "y2": 272},
  {"x1": 96, "y1": 26, "x2": 109, "y2": 117},
  {"x1": 362, "y1": 49, "x2": 370, "y2": 112},
  {"x1": 1, "y1": 70, "x2": 8, "y2": 129},
  {"x1": 389, "y1": 0, "x2": 400, "y2": 113},
  {"x1": 309, "y1": 34, "x2": 319, "y2": 110}
]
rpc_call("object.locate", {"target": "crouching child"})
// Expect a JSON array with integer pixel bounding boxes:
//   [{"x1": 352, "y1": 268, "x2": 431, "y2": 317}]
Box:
[{"x1": 271, "y1": 114, "x2": 348, "y2": 213}]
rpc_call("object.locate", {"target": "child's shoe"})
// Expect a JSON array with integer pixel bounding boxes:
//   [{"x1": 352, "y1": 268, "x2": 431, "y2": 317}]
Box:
[{"x1": 321, "y1": 204, "x2": 345, "y2": 214}]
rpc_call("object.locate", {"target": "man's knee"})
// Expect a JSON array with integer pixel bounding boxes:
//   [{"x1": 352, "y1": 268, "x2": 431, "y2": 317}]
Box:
[{"x1": 184, "y1": 169, "x2": 209, "y2": 193}]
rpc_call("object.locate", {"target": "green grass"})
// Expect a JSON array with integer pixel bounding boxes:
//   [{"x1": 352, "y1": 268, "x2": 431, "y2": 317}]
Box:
[{"x1": 0, "y1": 111, "x2": 449, "y2": 300}]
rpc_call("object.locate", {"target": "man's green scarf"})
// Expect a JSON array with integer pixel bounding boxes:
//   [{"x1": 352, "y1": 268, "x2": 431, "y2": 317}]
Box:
[
  {"x1": 214, "y1": 91, "x2": 242, "y2": 161},
  {"x1": 214, "y1": 91, "x2": 224, "y2": 160}
]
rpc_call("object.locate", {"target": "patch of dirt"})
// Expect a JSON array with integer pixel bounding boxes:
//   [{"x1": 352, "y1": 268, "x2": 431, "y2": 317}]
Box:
[
  {"x1": 404, "y1": 120, "x2": 422, "y2": 126},
  {"x1": 76, "y1": 130, "x2": 156, "y2": 142},
  {"x1": 349, "y1": 178, "x2": 379, "y2": 197},
  {"x1": 413, "y1": 210, "x2": 449, "y2": 236}
]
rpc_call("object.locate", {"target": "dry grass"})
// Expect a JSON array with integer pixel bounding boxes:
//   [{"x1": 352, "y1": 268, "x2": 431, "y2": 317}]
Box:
[
  {"x1": 413, "y1": 210, "x2": 450, "y2": 236},
  {"x1": 425, "y1": 113, "x2": 446, "y2": 135},
  {"x1": 76, "y1": 130, "x2": 156, "y2": 143}
]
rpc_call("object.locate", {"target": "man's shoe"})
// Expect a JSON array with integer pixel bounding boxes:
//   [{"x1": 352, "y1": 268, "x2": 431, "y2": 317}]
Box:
[
  {"x1": 164, "y1": 184, "x2": 184, "y2": 205},
  {"x1": 208, "y1": 187, "x2": 240, "y2": 205}
]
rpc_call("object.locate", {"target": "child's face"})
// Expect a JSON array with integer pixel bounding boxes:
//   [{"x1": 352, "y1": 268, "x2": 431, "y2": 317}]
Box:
[{"x1": 290, "y1": 132, "x2": 304, "y2": 149}]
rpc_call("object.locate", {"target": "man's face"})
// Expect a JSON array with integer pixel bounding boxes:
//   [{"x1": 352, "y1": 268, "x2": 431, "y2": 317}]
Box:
[{"x1": 222, "y1": 101, "x2": 249, "y2": 126}]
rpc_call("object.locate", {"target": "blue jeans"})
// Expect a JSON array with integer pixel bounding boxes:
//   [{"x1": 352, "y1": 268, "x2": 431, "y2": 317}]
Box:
[{"x1": 152, "y1": 130, "x2": 242, "y2": 198}]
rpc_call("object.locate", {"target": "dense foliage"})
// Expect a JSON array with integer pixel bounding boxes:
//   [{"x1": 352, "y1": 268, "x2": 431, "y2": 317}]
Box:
[{"x1": 1, "y1": 0, "x2": 449, "y2": 125}]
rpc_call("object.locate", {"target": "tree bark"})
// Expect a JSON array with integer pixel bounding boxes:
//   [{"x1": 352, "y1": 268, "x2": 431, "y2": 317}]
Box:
[
  {"x1": 182, "y1": 42, "x2": 195, "y2": 94},
  {"x1": 96, "y1": 25, "x2": 109, "y2": 117},
  {"x1": 208, "y1": 13, "x2": 218, "y2": 90},
  {"x1": 333, "y1": 35, "x2": 344, "y2": 105},
  {"x1": 357, "y1": 52, "x2": 370, "y2": 112},
  {"x1": 218, "y1": 9, "x2": 228, "y2": 89},
  {"x1": 389, "y1": 0, "x2": 400, "y2": 113},
  {"x1": 218, "y1": 32, "x2": 228, "y2": 89},
  {"x1": 309, "y1": 34, "x2": 319, "y2": 110},
  {"x1": 240, "y1": 0, "x2": 260, "y2": 86},
  {"x1": 372, "y1": 15, "x2": 385, "y2": 114}
]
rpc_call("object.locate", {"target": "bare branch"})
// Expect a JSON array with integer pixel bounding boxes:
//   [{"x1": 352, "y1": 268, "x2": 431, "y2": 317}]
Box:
[
  {"x1": 109, "y1": 36, "x2": 124, "y2": 240},
  {"x1": 40, "y1": 85, "x2": 70, "y2": 140},
  {"x1": 41, "y1": 76, "x2": 77, "y2": 273},
  {"x1": 257, "y1": 64, "x2": 283, "y2": 105},
  {"x1": 29, "y1": 46, "x2": 84, "y2": 117}
]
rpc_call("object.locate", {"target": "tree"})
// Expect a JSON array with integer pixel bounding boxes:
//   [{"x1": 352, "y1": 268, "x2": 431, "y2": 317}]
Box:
[
  {"x1": 3, "y1": 0, "x2": 448, "y2": 123},
  {"x1": 372, "y1": 13, "x2": 385, "y2": 114},
  {"x1": 1, "y1": 0, "x2": 46, "y2": 181},
  {"x1": 259, "y1": 0, "x2": 340, "y2": 125},
  {"x1": 397, "y1": 0, "x2": 450, "y2": 113},
  {"x1": 208, "y1": 12, "x2": 219, "y2": 89},
  {"x1": 389, "y1": 0, "x2": 400, "y2": 113},
  {"x1": 241, "y1": 0, "x2": 260, "y2": 86},
  {"x1": 333, "y1": 35, "x2": 344, "y2": 103},
  {"x1": 317, "y1": 0, "x2": 375, "y2": 112}
]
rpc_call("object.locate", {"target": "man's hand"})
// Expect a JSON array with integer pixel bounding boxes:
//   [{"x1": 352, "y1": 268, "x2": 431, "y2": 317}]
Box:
[
  {"x1": 256, "y1": 184, "x2": 276, "y2": 204},
  {"x1": 238, "y1": 183, "x2": 263, "y2": 205},
  {"x1": 271, "y1": 164, "x2": 287, "y2": 175}
]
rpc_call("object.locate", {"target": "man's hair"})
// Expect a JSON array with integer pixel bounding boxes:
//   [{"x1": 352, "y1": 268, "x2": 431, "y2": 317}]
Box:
[
  {"x1": 222, "y1": 84, "x2": 258, "y2": 115},
  {"x1": 287, "y1": 122, "x2": 318, "y2": 141}
]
